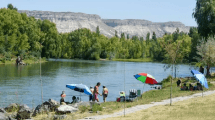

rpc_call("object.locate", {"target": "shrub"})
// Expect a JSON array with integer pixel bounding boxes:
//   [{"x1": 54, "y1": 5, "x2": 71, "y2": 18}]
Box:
[
  {"x1": 79, "y1": 105, "x2": 89, "y2": 113},
  {"x1": 161, "y1": 75, "x2": 172, "y2": 83},
  {"x1": 92, "y1": 104, "x2": 103, "y2": 113}
]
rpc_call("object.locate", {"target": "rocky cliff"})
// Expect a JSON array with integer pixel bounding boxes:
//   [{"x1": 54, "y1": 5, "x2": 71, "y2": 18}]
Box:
[{"x1": 18, "y1": 10, "x2": 191, "y2": 38}]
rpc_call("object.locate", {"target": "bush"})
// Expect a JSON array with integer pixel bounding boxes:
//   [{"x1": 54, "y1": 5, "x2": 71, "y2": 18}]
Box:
[
  {"x1": 92, "y1": 104, "x2": 103, "y2": 113},
  {"x1": 79, "y1": 105, "x2": 89, "y2": 113},
  {"x1": 161, "y1": 75, "x2": 172, "y2": 83}
]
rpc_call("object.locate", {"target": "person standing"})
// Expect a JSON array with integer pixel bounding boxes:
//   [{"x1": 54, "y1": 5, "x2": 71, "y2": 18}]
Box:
[
  {"x1": 89, "y1": 86, "x2": 94, "y2": 101},
  {"x1": 102, "y1": 86, "x2": 108, "y2": 102},
  {"x1": 93, "y1": 82, "x2": 102, "y2": 102}
]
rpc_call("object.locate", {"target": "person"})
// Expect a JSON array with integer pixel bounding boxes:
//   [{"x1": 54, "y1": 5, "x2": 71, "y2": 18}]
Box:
[
  {"x1": 199, "y1": 66, "x2": 204, "y2": 74},
  {"x1": 119, "y1": 91, "x2": 125, "y2": 102},
  {"x1": 181, "y1": 83, "x2": 188, "y2": 90},
  {"x1": 102, "y1": 86, "x2": 108, "y2": 102},
  {"x1": 60, "y1": 91, "x2": 66, "y2": 104},
  {"x1": 189, "y1": 83, "x2": 194, "y2": 91},
  {"x1": 71, "y1": 96, "x2": 78, "y2": 104},
  {"x1": 93, "y1": 82, "x2": 102, "y2": 102},
  {"x1": 176, "y1": 79, "x2": 181, "y2": 87},
  {"x1": 89, "y1": 86, "x2": 94, "y2": 101},
  {"x1": 197, "y1": 83, "x2": 203, "y2": 90}
]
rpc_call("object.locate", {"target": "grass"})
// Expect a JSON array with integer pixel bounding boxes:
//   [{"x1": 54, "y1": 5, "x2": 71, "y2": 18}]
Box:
[
  {"x1": 0, "y1": 58, "x2": 47, "y2": 65},
  {"x1": 112, "y1": 58, "x2": 153, "y2": 62},
  {"x1": 32, "y1": 75, "x2": 215, "y2": 120},
  {"x1": 103, "y1": 90, "x2": 215, "y2": 120}
]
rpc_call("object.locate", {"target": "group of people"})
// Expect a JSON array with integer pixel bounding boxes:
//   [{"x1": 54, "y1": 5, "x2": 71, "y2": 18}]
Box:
[
  {"x1": 176, "y1": 79, "x2": 203, "y2": 91},
  {"x1": 59, "y1": 82, "x2": 109, "y2": 105},
  {"x1": 89, "y1": 82, "x2": 109, "y2": 102},
  {"x1": 60, "y1": 91, "x2": 80, "y2": 105}
]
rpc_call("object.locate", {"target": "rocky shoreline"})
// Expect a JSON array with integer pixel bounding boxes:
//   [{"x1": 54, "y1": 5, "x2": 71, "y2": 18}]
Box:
[{"x1": 0, "y1": 99, "x2": 94, "y2": 120}]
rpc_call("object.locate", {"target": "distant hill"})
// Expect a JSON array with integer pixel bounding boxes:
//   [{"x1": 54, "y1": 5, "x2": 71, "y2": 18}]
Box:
[{"x1": 18, "y1": 10, "x2": 191, "y2": 38}]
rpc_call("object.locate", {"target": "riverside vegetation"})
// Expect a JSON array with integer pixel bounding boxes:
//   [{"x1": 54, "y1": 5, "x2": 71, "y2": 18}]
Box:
[
  {"x1": 28, "y1": 75, "x2": 215, "y2": 120},
  {"x1": 1, "y1": 4, "x2": 215, "y2": 76}
]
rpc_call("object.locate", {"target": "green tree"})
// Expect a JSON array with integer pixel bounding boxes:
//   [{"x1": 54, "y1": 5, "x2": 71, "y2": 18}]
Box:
[
  {"x1": 127, "y1": 34, "x2": 129, "y2": 39},
  {"x1": 96, "y1": 26, "x2": 100, "y2": 36},
  {"x1": 7, "y1": 4, "x2": 17, "y2": 11},
  {"x1": 152, "y1": 32, "x2": 157, "y2": 41},
  {"x1": 196, "y1": 37, "x2": 215, "y2": 76},
  {"x1": 115, "y1": 30, "x2": 118, "y2": 38},
  {"x1": 193, "y1": 0, "x2": 215, "y2": 38}
]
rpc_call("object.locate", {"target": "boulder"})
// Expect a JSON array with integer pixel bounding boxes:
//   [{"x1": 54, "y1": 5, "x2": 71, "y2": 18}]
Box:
[
  {"x1": 16, "y1": 104, "x2": 32, "y2": 120},
  {"x1": 8, "y1": 112, "x2": 17, "y2": 120},
  {"x1": 0, "y1": 112, "x2": 9, "y2": 120},
  {"x1": 32, "y1": 105, "x2": 49, "y2": 117},
  {"x1": 0, "y1": 108, "x2": 6, "y2": 113},
  {"x1": 43, "y1": 99, "x2": 60, "y2": 111},
  {"x1": 56, "y1": 105, "x2": 78, "y2": 114},
  {"x1": 5, "y1": 103, "x2": 18, "y2": 112},
  {"x1": 53, "y1": 115, "x2": 67, "y2": 120}
]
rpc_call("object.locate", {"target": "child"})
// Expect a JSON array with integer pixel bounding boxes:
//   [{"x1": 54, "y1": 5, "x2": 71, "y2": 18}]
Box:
[{"x1": 102, "y1": 86, "x2": 108, "y2": 102}]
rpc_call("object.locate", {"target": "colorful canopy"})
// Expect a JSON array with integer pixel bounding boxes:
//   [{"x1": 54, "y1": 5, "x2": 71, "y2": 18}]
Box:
[
  {"x1": 191, "y1": 70, "x2": 209, "y2": 89},
  {"x1": 66, "y1": 84, "x2": 92, "y2": 95},
  {"x1": 134, "y1": 73, "x2": 158, "y2": 85}
]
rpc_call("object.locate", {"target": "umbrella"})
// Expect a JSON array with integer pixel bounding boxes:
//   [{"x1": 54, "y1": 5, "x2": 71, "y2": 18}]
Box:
[
  {"x1": 66, "y1": 84, "x2": 92, "y2": 95},
  {"x1": 134, "y1": 73, "x2": 158, "y2": 85},
  {"x1": 191, "y1": 70, "x2": 209, "y2": 89}
]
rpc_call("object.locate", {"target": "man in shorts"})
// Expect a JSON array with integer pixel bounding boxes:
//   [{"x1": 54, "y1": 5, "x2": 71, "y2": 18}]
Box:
[
  {"x1": 102, "y1": 85, "x2": 108, "y2": 102},
  {"x1": 93, "y1": 82, "x2": 102, "y2": 102}
]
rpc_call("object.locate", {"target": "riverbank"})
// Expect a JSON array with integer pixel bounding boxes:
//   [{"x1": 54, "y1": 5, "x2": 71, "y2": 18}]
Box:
[
  {"x1": 30, "y1": 75, "x2": 215, "y2": 120},
  {"x1": 102, "y1": 90, "x2": 215, "y2": 120},
  {"x1": 0, "y1": 58, "x2": 47, "y2": 65},
  {"x1": 111, "y1": 58, "x2": 153, "y2": 62}
]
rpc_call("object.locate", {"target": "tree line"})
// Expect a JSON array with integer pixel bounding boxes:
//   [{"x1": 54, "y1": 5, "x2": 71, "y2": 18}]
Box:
[{"x1": 0, "y1": 3, "x2": 215, "y2": 76}]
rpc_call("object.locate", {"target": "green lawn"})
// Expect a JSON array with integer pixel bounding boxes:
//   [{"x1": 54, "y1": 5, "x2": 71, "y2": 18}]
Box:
[{"x1": 32, "y1": 76, "x2": 215, "y2": 120}]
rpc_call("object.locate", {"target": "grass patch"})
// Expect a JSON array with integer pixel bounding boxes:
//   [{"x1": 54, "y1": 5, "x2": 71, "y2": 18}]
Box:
[
  {"x1": 32, "y1": 76, "x2": 215, "y2": 120},
  {"x1": 112, "y1": 58, "x2": 153, "y2": 62},
  {"x1": 103, "y1": 91, "x2": 215, "y2": 120}
]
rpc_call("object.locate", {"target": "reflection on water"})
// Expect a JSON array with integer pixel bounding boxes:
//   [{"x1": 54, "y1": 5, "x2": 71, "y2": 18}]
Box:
[{"x1": 0, "y1": 59, "x2": 197, "y2": 108}]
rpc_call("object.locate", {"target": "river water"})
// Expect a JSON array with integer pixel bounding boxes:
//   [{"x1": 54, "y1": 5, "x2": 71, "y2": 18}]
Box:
[{"x1": 0, "y1": 59, "x2": 197, "y2": 108}]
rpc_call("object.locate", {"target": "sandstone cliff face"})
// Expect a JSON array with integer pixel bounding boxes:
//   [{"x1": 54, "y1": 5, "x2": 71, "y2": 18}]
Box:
[{"x1": 18, "y1": 10, "x2": 191, "y2": 38}]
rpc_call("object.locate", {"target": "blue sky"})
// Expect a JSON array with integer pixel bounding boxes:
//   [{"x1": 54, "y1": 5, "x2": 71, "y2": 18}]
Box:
[{"x1": 1, "y1": 0, "x2": 197, "y2": 26}]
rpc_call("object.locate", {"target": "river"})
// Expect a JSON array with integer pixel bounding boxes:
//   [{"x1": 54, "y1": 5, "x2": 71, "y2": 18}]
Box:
[{"x1": 0, "y1": 59, "x2": 197, "y2": 108}]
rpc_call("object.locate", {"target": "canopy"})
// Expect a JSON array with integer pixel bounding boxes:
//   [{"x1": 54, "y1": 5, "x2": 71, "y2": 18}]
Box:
[
  {"x1": 191, "y1": 70, "x2": 209, "y2": 89},
  {"x1": 134, "y1": 73, "x2": 158, "y2": 85},
  {"x1": 66, "y1": 84, "x2": 92, "y2": 95}
]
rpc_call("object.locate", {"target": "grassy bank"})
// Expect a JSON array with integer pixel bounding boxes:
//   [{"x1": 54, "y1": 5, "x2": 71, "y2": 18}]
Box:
[
  {"x1": 104, "y1": 90, "x2": 215, "y2": 120},
  {"x1": 112, "y1": 58, "x2": 153, "y2": 62},
  {"x1": 32, "y1": 76, "x2": 215, "y2": 120},
  {"x1": 0, "y1": 58, "x2": 47, "y2": 65}
]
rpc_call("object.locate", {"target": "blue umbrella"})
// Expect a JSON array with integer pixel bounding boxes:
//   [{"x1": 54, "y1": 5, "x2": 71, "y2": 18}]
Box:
[
  {"x1": 66, "y1": 84, "x2": 92, "y2": 95},
  {"x1": 191, "y1": 70, "x2": 209, "y2": 89}
]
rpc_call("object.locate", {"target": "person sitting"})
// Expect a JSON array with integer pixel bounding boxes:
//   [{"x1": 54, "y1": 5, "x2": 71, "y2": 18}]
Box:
[
  {"x1": 189, "y1": 83, "x2": 194, "y2": 91},
  {"x1": 71, "y1": 96, "x2": 78, "y2": 104},
  {"x1": 181, "y1": 83, "x2": 188, "y2": 90},
  {"x1": 176, "y1": 79, "x2": 181, "y2": 87},
  {"x1": 119, "y1": 91, "x2": 125, "y2": 102},
  {"x1": 197, "y1": 83, "x2": 203, "y2": 90},
  {"x1": 60, "y1": 91, "x2": 66, "y2": 105}
]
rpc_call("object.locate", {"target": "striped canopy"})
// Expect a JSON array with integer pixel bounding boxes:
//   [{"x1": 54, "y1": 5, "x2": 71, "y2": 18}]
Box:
[{"x1": 134, "y1": 73, "x2": 158, "y2": 85}]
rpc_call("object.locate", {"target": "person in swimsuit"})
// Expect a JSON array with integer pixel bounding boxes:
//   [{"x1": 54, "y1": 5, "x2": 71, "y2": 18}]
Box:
[{"x1": 93, "y1": 82, "x2": 102, "y2": 102}]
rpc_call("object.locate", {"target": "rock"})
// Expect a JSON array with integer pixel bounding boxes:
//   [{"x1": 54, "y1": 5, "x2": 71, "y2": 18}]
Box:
[
  {"x1": 42, "y1": 99, "x2": 60, "y2": 111},
  {"x1": 49, "y1": 99, "x2": 60, "y2": 106},
  {"x1": 32, "y1": 105, "x2": 49, "y2": 117},
  {"x1": 0, "y1": 112, "x2": 9, "y2": 120},
  {"x1": 53, "y1": 115, "x2": 67, "y2": 120},
  {"x1": 16, "y1": 104, "x2": 32, "y2": 120},
  {"x1": 5, "y1": 103, "x2": 18, "y2": 112},
  {"x1": 18, "y1": 10, "x2": 190, "y2": 38},
  {"x1": 56, "y1": 105, "x2": 78, "y2": 114},
  {"x1": 8, "y1": 112, "x2": 17, "y2": 120},
  {"x1": 0, "y1": 108, "x2": 6, "y2": 113}
]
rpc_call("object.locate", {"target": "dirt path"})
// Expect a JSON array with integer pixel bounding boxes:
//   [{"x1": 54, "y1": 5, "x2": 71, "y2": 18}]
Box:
[{"x1": 78, "y1": 90, "x2": 215, "y2": 120}]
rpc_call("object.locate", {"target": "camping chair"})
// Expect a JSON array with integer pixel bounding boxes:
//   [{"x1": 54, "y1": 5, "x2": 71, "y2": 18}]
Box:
[{"x1": 129, "y1": 89, "x2": 137, "y2": 98}]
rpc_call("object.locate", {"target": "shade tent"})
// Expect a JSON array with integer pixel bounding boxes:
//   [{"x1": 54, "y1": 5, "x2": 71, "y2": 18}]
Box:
[{"x1": 191, "y1": 70, "x2": 209, "y2": 89}]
